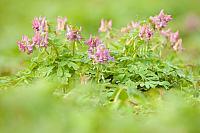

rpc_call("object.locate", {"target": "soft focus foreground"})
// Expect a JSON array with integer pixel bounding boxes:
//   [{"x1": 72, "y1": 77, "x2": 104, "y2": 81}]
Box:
[{"x1": 0, "y1": 81, "x2": 200, "y2": 133}]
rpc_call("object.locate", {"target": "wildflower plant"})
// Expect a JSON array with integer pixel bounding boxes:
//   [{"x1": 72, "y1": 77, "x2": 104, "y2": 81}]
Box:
[{"x1": 13, "y1": 10, "x2": 194, "y2": 97}]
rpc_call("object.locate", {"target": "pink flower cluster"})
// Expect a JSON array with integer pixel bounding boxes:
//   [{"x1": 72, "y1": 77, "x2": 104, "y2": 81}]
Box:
[
  {"x1": 32, "y1": 17, "x2": 49, "y2": 47},
  {"x1": 85, "y1": 35, "x2": 102, "y2": 48},
  {"x1": 161, "y1": 29, "x2": 183, "y2": 51},
  {"x1": 17, "y1": 16, "x2": 49, "y2": 54},
  {"x1": 85, "y1": 36, "x2": 114, "y2": 63},
  {"x1": 119, "y1": 9, "x2": 182, "y2": 51},
  {"x1": 17, "y1": 35, "x2": 34, "y2": 54},
  {"x1": 150, "y1": 10, "x2": 172, "y2": 30},
  {"x1": 32, "y1": 17, "x2": 48, "y2": 32},
  {"x1": 139, "y1": 25, "x2": 154, "y2": 40},
  {"x1": 66, "y1": 25, "x2": 82, "y2": 41}
]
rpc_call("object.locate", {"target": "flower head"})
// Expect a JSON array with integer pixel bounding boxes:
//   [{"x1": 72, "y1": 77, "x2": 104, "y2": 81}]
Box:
[
  {"x1": 170, "y1": 31, "x2": 179, "y2": 44},
  {"x1": 172, "y1": 39, "x2": 183, "y2": 51},
  {"x1": 139, "y1": 25, "x2": 154, "y2": 40},
  {"x1": 160, "y1": 29, "x2": 172, "y2": 38},
  {"x1": 66, "y1": 25, "x2": 82, "y2": 41},
  {"x1": 32, "y1": 17, "x2": 48, "y2": 48},
  {"x1": 85, "y1": 35, "x2": 101, "y2": 48},
  {"x1": 56, "y1": 17, "x2": 67, "y2": 32},
  {"x1": 32, "y1": 32, "x2": 48, "y2": 47},
  {"x1": 32, "y1": 17, "x2": 48, "y2": 32},
  {"x1": 94, "y1": 44, "x2": 114, "y2": 63},
  {"x1": 150, "y1": 10, "x2": 172, "y2": 30},
  {"x1": 26, "y1": 44, "x2": 34, "y2": 54},
  {"x1": 85, "y1": 36, "x2": 114, "y2": 63},
  {"x1": 32, "y1": 31, "x2": 41, "y2": 45},
  {"x1": 161, "y1": 30, "x2": 183, "y2": 51},
  {"x1": 40, "y1": 33, "x2": 48, "y2": 47},
  {"x1": 17, "y1": 35, "x2": 34, "y2": 54},
  {"x1": 99, "y1": 19, "x2": 112, "y2": 32}
]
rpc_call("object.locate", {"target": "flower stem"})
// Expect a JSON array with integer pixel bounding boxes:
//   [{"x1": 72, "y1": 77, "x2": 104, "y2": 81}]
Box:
[
  {"x1": 96, "y1": 65, "x2": 100, "y2": 83},
  {"x1": 72, "y1": 41, "x2": 75, "y2": 56},
  {"x1": 45, "y1": 48, "x2": 50, "y2": 55},
  {"x1": 52, "y1": 44, "x2": 59, "y2": 56}
]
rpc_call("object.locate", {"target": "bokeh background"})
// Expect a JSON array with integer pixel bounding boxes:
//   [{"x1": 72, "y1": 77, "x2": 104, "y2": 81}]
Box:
[{"x1": 0, "y1": 0, "x2": 200, "y2": 76}]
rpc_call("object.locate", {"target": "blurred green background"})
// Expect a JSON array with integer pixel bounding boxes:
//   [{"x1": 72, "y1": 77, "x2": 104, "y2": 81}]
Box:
[{"x1": 0, "y1": 0, "x2": 200, "y2": 76}]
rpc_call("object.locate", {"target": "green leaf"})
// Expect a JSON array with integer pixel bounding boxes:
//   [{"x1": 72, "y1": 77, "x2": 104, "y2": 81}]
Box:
[
  {"x1": 68, "y1": 62, "x2": 79, "y2": 70},
  {"x1": 118, "y1": 89, "x2": 128, "y2": 101},
  {"x1": 64, "y1": 72, "x2": 71, "y2": 78},
  {"x1": 57, "y1": 67, "x2": 63, "y2": 77},
  {"x1": 118, "y1": 57, "x2": 131, "y2": 62},
  {"x1": 39, "y1": 66, "x2": 55, "y2": 77},
  {"x1": 59, "y1": 61, "x2": 69, "y2": 67},
  {"x1": 116, "y1": 74, "x2": 125, "y2": 82}
]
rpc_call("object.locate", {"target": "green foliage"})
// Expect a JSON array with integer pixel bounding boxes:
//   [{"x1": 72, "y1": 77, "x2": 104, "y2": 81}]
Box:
[{"x1": 1, "y1": 17, "x2": 194, "y2": 93}]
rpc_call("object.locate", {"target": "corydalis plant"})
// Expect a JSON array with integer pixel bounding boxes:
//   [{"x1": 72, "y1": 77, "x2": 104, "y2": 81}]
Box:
[
  {"x1": 15, "y1": 10, "x2": 190, "y2": 91},
  {"x1": 17, "y1": 17, "x2": 49, "y2": 55}
]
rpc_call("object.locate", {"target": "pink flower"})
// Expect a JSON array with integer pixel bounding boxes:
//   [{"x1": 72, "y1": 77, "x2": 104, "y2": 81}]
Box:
[
  {"x1": 88, "y1": 47, "x2": 94, "y2": 59},
  {"x1": 32, "y1": 18, "x2": 40, "y2": 32},
  {"x1": 26, "y1": 44, "x2": 34, "y2": 54},
  {"x1": 32, "y1": 31, "x2": 41, "y2": 45},
  {"x1": 160, "y1": 29, "x2": 172, "y2": 38},
  {"x1": 66, "y1": 25, "x2": 82, "y2": 41},
  {"x1": 94, "y1": 44, "x2": 114, "y2": 63},
  {"x1": 17, "y1": 35, "x2": 34, "y2": 54},
  {"x1": 32, "y1": 17, "x2": 48, "y2": 32},
  {"x1": 161, "y1": 30, "x2": 183, "y2": 51},
  {"x1": 99, "y1": 19, "x2": 112, "y2": 32},
  {"x1": 17, "y1": 41, "x2": 26, "y2": 52},
  {"x1": 40, "y1": 33, "x2": 48, "y2": 47},
  {"x1": 85, "y1": 35, "x2": 101, "y2": 48},
  {"x1": 56, "y1": 17, "x2": 67, "y2": 32},
  {"x1": 150, "y1": 10, "x2": 172, "y2": 30},
  {"x1": 85, "y1": 36, "x2": 114, "y2": 63},
  {"x1": 169, "y1": 31, "x2": 183, "y2": 51},
  {"x1": 170, "y1": 31, "x2": 179, "y2": 44},
  {"x1": 139, "y1": 25, "x2": 154, "y2": 40},
  {"x1": 32, "y1": 32, "x2": 48, "y2": 47},
  {"x1": 172, "y1": 39, "x2": 183, "y2": 51}
]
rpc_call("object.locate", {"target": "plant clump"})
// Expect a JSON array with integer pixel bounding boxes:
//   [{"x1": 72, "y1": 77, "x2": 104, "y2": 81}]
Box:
[{"x1": 14, "y1": 10, "x2": 193, "y2": 94}]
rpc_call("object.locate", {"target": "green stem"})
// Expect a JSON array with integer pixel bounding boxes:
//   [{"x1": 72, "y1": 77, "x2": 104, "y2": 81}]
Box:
[
  {"x1": 100, "y1": 64, "x2": 105, "y2": 83},
  {"x1": 96, "y1": 65, "x2": 100, "y2": 83},
  {"x1": 72, "y1": 41, "x2": 75, "y2": 56},
  {"x1": 52, "y1": 45, "x2": 59, "y2": 56},
  {"x1": 45, "y1": 48, "x2": 50, "y2": 55}
]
